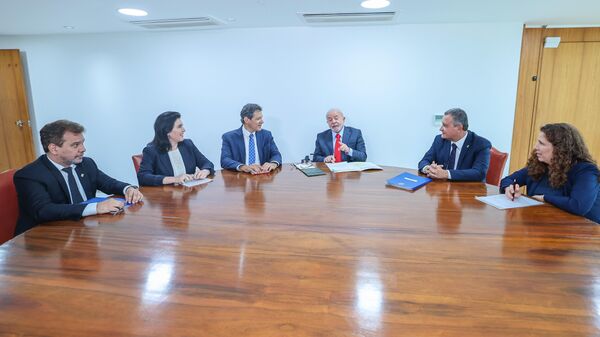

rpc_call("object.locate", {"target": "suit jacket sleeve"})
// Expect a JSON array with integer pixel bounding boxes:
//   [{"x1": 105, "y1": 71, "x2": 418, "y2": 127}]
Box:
[
  {"x1": 348, "y1": 129, "x2": 367, "y2": 162},
  {"x1": 447, "y1": 139, "x2": 491, "y2": 181},
  {"x1": 14, "y1": 172, "x2": 87, "y2": 223},
  {"x1": 265, "y1": 132, "x2": 282, "y2": 164},
  {"x1": 87, "y1": 158, "x2": 130, "y2": 195},
  {"x1": 220, "y1": 133, "x2": 243, "y2": 170},
  {"x1": 418, "y1": 137, "x2": 439, "y2": 171},
  {"x1": 499, "y1": 167, "x2": 529, "y2": 194},
  {"x1": 187, "y1": 139, "x2": 215, "y2": 175},
  {"x1": 313, "y1": 135, "x2": 327, "y2": 162},
  {"x1": 544, "y1": 164, "x2": 600, "y2": 216},
  {"x1": 313, "y1": 134, "x2": 326, "y2": 162},
  {"x1": 137, "y1": 146, "x2": 165, "y2": 186}
]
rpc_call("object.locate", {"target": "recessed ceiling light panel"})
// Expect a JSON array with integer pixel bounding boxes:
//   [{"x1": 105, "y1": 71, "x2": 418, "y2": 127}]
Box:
[
  {"x1": 118, "y1": 8, "x2": 148, "y2": 17},
  {"x1": 361, "y1": 0, "x2": 390, "y2": 9}
]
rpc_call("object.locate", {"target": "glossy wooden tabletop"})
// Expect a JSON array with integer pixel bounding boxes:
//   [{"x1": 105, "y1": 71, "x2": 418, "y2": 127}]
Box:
[{"x1": 1, "y1": 164, "x2": 599, "y2": 337}]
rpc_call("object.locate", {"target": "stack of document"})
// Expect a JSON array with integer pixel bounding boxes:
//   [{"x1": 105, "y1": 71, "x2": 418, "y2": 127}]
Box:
[{"x1": 326, "y1": 161, "x2": 382, "y2": 173}]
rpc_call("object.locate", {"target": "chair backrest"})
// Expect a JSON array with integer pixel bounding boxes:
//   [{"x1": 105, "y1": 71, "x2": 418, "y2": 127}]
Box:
[
  {"x1": 486, "y1": 147, "x2": 509, "y2": 186},
  {"x1": 132, "y1": 154, "x2": 143, "y2": 174},
  {"x1": 0, "y1": 169, "x2": 19, "y2": 244}
]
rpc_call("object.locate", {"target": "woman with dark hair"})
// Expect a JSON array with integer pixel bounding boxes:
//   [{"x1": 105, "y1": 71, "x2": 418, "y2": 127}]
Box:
[
  {"x1": 138, "y1": 111, "x2": 214, "y2": 186},
  {"x1": 500, "y1": 123, "x2": 599, "y2": 223}
]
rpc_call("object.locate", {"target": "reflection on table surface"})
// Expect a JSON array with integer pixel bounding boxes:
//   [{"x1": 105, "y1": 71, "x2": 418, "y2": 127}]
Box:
[{"x1": 0, "y1": 164, "x2": 598, "y2": 337}]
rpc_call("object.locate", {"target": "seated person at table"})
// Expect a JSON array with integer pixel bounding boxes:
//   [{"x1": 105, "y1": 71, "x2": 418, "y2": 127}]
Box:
[
  {"x1": 418, "y1": 108, "x2": 491, "y2": 181},
  {"x1": 313, "y1": 108, "x2": 367, "y2": 163},
  {"x1": 13, "y1": 120, "x2": 143, "y2": 235},
  {"x1": 138, "y1": 111, "x2": 214, "y2": 186},
  {"x1": 501, "y1": 123, "x2": 599, "y2": 223},
  {"x1": 220, "y1": 103, "x2": 282, "y2": 174}
]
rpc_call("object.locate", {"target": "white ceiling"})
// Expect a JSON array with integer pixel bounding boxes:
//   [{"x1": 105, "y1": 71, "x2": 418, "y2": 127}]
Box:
[{"x1": 1, "y1": 0, "x2": 599, "y2": 35}]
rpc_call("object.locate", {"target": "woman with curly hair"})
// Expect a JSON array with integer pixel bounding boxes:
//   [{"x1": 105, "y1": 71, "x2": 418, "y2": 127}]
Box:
[{"x1": 500, "y1": 123, "x2": 599, "y2": 223}]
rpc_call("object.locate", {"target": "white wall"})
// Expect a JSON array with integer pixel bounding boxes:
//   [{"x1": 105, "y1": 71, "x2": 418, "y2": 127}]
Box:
[{"x1": 0, "y1": 23, "x2": 523, "y2": 184}]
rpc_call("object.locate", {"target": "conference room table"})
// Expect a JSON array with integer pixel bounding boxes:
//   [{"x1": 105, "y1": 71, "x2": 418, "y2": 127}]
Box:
[{"x1": 0, "y1": 164, "x2": 598, "y2": 336}]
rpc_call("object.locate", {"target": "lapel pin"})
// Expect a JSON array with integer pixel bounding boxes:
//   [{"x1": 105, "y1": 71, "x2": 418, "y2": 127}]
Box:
[{"x1": 81, "y1": 173, "x2": 85, "y2": 178}]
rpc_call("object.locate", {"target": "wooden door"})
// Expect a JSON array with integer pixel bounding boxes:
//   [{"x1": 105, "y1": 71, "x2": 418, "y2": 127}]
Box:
[
  {"x1": 0, "y1": 49, "x2": 35, "y2": 171},
  {"x1": 510, "y1": 28, "x2": 600, "y2": 172}
]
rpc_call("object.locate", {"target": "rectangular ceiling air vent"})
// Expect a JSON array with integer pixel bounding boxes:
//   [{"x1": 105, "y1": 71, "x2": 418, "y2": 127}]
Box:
[
  {"x1": 300, "y1": 12, "x2": 395, "y2": 24},
  {"x1": 129, "y1": 17, "x2": 222, "y2": 29}
]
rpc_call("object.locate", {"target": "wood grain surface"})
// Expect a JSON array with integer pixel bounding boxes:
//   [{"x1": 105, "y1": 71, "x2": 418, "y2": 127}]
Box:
[{"x1": 0, "y1": 164, "x2": 598, "y2": 336}]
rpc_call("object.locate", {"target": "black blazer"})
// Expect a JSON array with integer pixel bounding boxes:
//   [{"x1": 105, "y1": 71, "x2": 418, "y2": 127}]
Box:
[
  {"x1": 13, "y1": 155, "x2": 130, "y2": 235},
  {"x1": 137, "y1": 139, "x2": 215, "y2": 186}
]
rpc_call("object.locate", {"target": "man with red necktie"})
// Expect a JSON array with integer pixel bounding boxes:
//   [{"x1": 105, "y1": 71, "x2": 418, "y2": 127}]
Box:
[{"x1": 313, "y1": 108, "x2": 367, "y2": 163}]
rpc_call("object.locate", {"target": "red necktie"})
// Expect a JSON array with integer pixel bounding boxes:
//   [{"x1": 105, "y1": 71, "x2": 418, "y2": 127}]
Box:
[{"x1": 334, "y1": 133, "x2": 342, "y2": 163}]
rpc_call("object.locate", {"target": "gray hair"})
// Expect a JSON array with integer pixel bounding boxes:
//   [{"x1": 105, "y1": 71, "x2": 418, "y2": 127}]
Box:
[
  {"x1": 444, "y1": 108, "x2": 469, "y2": 131},
  {"x1": 326, "y1": 108, "x2": 344, "y2": 117}
]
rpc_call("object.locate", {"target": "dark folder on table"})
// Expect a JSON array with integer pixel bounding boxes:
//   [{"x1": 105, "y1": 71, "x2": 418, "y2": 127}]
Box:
[
  {"x1": 387, "y1": 172, "x2": 431, "y2": 191},
  {"x1": 298, "y1": 166, "x2": 326, "y2": 177}
]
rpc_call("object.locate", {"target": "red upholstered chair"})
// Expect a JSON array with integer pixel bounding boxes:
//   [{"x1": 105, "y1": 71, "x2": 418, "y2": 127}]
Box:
[
  {"x1": 486, "y1": 147, "x2": 509, "y2": 186},
  {"x1": 0, "y1": 169, "x2": 19, "y2": 244},
  {"x1": 132, "y1": 154, "x2": 143, "y2": 174}
]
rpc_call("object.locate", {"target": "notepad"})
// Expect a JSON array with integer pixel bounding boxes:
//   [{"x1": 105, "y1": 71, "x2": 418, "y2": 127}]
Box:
[
  {"x1": 475, "y1": 194, "x2": 543, "y2": 210},
  {"x1": 326, "y1": 161, "x2": 382, "y2": 173},
  {"x1": 182, "y1": 178, "x2": 213, "y2": 187}
]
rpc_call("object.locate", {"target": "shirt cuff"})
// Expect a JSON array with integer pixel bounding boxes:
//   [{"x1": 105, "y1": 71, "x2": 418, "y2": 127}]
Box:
[
  {"x1": 123, "y1": 185, "x2": 137, "y2": 195},
  {"x1": 447, "y1": 171, "x2": 452, "y2": 179},
  {"x1": 348, "y1": 148, "x2": 354, "y2": 157},
  {"x1": 82, "y1": 203, "x2": 97, "y2": 217},
  {"x1": 421, "y1": 165, "x2": 430, "y2": 174},
  {"x1": 236, "y1": 164, "x2": 243, "y2": 171}
]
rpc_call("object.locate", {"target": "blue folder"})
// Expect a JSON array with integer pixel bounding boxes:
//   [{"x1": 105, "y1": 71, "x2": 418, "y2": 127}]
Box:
[
  {"x1": 386, "y1": 172, "x2": 431, "y2": 191},
  {"x1": 80, "y1": 197, "x2": 131, "y2": 207}
]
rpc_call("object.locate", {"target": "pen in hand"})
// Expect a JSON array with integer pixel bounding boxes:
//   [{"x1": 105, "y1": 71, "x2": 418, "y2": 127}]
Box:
[
  {"x1": 510, "y1": 179, "x2": 520, "y2": 201},
  {"x1": 111, "y1": 206, "x2": 124, "y2": 215}
]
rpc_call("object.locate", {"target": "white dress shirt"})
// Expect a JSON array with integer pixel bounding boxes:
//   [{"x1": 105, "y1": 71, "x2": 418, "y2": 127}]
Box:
[
  {"x1": 168, "y1": 148, "x2": 186, "y2": 176},
  {"x1": 447, "y1": 131, "x2": 469, "y2": 179},
  {"x1": 47, "y1": 156, "x2": 96, "y2": 216},
  {"x1": 242, "y1": 126, "x2": 260, "y2": 167}
]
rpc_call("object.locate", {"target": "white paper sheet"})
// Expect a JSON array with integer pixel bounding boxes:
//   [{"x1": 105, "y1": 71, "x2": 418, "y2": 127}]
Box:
[
  {"x1": 182, "y1": 178, "x2": 213, "y2": 187},
  {"x1": 475, "y1": 194, "x2": 543, "y2": 210},
  {"x1": 325, "y1": 161, "x2": 382, "y2": 173}
]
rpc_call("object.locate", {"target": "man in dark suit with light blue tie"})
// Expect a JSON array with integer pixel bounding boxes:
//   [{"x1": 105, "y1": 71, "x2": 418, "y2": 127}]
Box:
[
  {"x1": 220, "y1": 103, "x2": 282, "y2": 174},
  {"x1": 313, "y1": 108, "x2": 367, "y2": 163},
  {"x1": 13, "y1": 120, "x2": 143, "y2": 235},
  {"x1": 418, "y1": 108, "x2": 491, "y2": 181}
]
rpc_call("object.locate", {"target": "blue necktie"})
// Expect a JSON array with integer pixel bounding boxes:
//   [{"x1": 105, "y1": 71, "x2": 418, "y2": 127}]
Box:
[
  {"x1": 448, "y1": 143, "x2": 458, "y2": 170},
  {"x1": 62, "y1": 167, "x2": 84, "y2": 204},
  {"x1": 248, "y1": 133, "x2": 256, "y2": 165}
]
